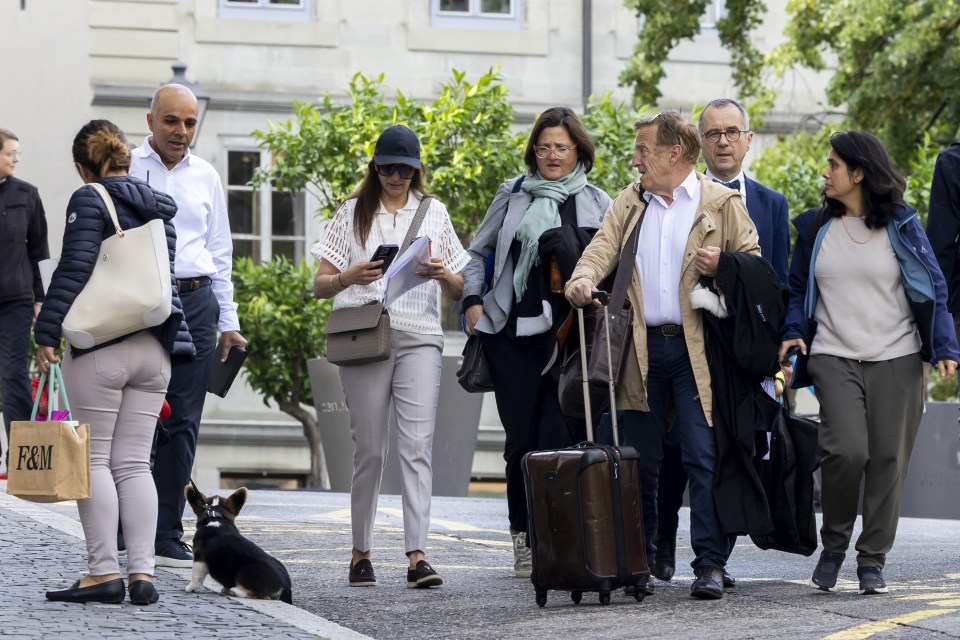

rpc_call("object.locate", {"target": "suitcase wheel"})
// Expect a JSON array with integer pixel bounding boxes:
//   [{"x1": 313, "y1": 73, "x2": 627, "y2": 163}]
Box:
[
  {"x1": 570, "y1": 591, "x2": 582, "y2": 605},
  {"x1": 599, "y1": 591, "x2": 611, "y2": 606},
  {"x1": 535, "y1": 590, "x2": 547, "y2": 608}
]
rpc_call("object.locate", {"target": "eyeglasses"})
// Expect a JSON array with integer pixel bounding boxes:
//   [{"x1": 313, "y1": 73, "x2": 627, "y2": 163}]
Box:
[
  {"x1": 702, "y1": 128, "x2": 749, "y2": 143},
  {"x1": 2, "y1": 149, "x2": 21, "y2": 160},
  {"x1": 376, "y1": 164, "x2": 416, "y2": 180},
  {"x1": 533, "y1": 144, "x2": 576, "y2": 159}
]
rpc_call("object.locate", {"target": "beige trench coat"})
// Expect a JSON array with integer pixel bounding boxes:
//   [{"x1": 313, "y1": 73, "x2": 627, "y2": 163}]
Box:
[{"x1": 565, "y1": 173, "x2": 761, "y2": 426}]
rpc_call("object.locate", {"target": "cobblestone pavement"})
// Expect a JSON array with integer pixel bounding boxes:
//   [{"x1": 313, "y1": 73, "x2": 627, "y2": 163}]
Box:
[{"x1": 0, "y1": 487, "x2": 365, "y2": 639}]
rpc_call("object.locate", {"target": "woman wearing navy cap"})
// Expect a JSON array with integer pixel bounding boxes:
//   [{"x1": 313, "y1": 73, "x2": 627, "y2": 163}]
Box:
[{"x1": 312, "y1": 124, "x2": 469, "y2": 589}]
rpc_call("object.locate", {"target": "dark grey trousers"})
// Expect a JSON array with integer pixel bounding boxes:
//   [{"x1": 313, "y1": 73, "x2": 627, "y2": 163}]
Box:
[{"x1": 808, "y1": 352, "x2": 923, "y2": 569}]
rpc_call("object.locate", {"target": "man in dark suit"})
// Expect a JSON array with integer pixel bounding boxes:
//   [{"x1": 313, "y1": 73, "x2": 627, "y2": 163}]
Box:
[
  {"x1": 651, "y1": 98, "x2": 790, "y2": 588},
  {"x1": 926, "y1": 141, "x2": 960, "y2": 343}
]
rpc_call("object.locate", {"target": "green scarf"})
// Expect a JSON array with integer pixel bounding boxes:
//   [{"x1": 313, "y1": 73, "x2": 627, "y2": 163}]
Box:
[{"x1": 512, "y1": 163, "x2": 588, "y2": 301}]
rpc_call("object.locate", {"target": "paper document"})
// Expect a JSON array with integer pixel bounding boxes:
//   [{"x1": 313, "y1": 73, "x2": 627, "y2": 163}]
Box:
[{"x1": 383, "y1": 235, "x2": 432, "y2": 308}]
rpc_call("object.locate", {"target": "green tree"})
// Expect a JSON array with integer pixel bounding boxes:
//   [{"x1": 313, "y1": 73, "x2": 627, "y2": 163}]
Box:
[
  {"x1": 581, "y1": 92, "x2": 644, "y2": 197},
  {"x1": 252, "y1": 67, "x2": 526, "y2": 243},
  {"x1": 232, "y1": 256, "x2": 332, "y2": 489},
  {"x1": 620, "y1": 0, "x2": 774, "y2": 125},
  {"x1": 771, "y1": 0, "x2": 960, "y2": 168}
]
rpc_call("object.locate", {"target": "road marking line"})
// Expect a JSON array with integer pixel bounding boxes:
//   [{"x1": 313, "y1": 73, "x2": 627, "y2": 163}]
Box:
[{"x1": 823, "y1": 609, "x2": 959, "y2": 640}]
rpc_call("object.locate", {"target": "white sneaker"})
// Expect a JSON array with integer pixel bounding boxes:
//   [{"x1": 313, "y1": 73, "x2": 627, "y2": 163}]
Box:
[{"x1": 510, "y1": 529, "x2": 532, "y2": 578}]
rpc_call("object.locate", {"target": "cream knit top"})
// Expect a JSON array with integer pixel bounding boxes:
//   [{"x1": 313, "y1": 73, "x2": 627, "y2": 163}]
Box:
[{"x1": 312, "y1": 191, "x2": 470, "y2": 335}]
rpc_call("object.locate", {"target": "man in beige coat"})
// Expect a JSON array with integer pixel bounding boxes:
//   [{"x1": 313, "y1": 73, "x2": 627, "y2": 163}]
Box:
[{"x1": 566, "y1": 112, "x2": 760, "y2": 600}]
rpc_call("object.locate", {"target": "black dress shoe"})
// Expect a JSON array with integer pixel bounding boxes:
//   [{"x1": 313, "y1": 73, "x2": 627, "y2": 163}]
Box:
[
  {"x1": 690, "y1": 566, "x2": 724, "y2": 600},
  {"x1": 652, "y1": 532, "x2": 676, "y2": 581},
  {"x1": 46, "y1": 578, "x2": 126, "y2": 604},
  {"x1": 722, "y1": 569, "x2": 736, "y2": 588},
  {"x1": 129, "y1": 580, "x2": 159, "y2": 605}
]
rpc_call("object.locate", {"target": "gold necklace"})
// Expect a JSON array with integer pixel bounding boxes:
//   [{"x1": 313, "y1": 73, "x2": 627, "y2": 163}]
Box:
[{"x1": 840, "y1": 216, "x2": 875, "y2": 245}]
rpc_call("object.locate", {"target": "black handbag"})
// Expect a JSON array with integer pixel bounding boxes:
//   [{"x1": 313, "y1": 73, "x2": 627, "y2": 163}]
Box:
[
  {"x1": 558, "y1": 204, "x2": 644, "y2": 420},
  {"x1": 456, "y1": 334, "x2": 493, "y2": 393},
  {"x1": 749, "y1": 392, "x2": 820, "y2": 556}
]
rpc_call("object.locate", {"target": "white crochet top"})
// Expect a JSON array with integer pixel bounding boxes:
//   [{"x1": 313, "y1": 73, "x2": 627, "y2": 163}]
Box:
[{"x1": 312, "y1": 192, "x2": 470, "y2": 335}]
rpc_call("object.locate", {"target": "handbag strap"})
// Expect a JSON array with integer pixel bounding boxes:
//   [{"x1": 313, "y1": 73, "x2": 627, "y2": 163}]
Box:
[
  {"x1": 609, "y1": 202, "x2": 647, "y2": 311},
  {"x1": 87, "y1": 182, "x2": 126, "y2": 237},
  {"x1": 30, "y1": 363, "x2": 71, "y2": 420},
  {"x1": 399, "y1": 195, "x2": 433, "y2": 254}
]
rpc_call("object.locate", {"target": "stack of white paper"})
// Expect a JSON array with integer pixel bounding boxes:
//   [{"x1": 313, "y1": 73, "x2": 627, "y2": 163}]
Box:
[{"x1": 383, "y1": 235, "x2": 432, "y2": 308}]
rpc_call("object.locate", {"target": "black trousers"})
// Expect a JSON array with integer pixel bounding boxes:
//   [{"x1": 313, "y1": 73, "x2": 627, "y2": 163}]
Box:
[
  {"x1": 0, "y1": 299, "x2": 33, "y2": 465},
  {"x1": 656, "y1": 429, "x2": 687, "y2": 538},
  {"x1": 152, "y1": 285, "x2": 218, "y2": 542},
  {"x1": 482, "y1": 330, "x2": 583, "y2": 533}
]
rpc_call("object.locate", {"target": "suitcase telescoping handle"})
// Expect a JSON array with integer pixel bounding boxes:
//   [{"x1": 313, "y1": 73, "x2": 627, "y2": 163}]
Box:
[{"x1": 577, "y1": 291, "x2": 620, "y2": 446}]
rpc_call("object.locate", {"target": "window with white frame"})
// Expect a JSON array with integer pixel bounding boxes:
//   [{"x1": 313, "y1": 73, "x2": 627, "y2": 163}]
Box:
[
  {"x1": 431, "y1": 0, "x2": 523, "y2": 30},
  {"x1": 219, "y1": 0, "x2": 312, "y2": 21},
  {"x1": 700, "y1": 0, "x2": 727, "y2": 30},
  {"x1": 226, "y1": 150, "x2": 307, "y2": 264},
  {"x1": 637, "y1": 1, "x2": 726, "y2": 33}
]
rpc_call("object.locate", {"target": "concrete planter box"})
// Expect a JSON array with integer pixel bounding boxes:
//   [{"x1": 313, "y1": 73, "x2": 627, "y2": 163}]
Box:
[
  {"x1": 307, "y1": 355, "x2": 484, "y2": 497},
  {"x1": 901, "y1": 401, "x2": 960, "y2": 520}
]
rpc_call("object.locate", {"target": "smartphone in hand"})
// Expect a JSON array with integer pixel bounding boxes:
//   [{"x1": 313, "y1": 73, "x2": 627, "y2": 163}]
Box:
[{"x1": 368, "y1": 244, "x2": 399, "y2": 272}]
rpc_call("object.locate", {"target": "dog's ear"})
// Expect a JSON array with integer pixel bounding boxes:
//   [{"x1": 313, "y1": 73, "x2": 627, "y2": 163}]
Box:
[
  {"x1": 224, "y1": 486, "x2": 249, "y2": 515},
  {"x1": 185, "y1": 484, "x2": 207, "y2": 515}
]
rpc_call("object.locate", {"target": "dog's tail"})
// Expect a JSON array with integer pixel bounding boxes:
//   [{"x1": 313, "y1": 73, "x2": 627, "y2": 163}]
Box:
[{"x1": 281, "y1": 587, "x2": 292, "y2": 605}]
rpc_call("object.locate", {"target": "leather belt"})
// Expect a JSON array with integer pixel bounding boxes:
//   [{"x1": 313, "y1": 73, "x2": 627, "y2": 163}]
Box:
[
  {"x1": 648, "y1": 324, "x2": 684, "y2": 336},
  {"x1": 176, "y1": 276, "x2": 212, "y2": 291}
]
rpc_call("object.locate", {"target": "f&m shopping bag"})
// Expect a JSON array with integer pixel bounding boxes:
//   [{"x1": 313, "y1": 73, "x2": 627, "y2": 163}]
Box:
[{"x1": 7, "y1": 363, "x2": 90, "y2": 502}]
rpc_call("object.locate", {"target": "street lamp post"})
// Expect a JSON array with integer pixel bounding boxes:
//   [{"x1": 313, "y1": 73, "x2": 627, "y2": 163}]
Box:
[{"x1": 166, "y1": 61, "x2": 210, "y2": 148}]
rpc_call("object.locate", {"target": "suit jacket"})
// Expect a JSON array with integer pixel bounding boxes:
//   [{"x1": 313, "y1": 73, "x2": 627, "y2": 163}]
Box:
[
  {"x1": 744, "y1": 175, "x2": 790, "y2": 285},
  {"x1": 926, "y1": 141, "x2": 960, "y2": 313}
]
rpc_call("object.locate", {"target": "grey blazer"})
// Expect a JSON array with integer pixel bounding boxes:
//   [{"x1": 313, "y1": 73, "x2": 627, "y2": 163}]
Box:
[{"x1": 460, "y1": 176, "x2": 613, "y2": 334}]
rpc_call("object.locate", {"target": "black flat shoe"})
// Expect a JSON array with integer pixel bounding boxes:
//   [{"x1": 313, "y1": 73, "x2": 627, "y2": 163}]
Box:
[
  {"x1": 46, "y1": 578, "x2": 125, "y2": 604},
  {"x1": 128, "y1": 580, "x2": 159, "y2": 605}
]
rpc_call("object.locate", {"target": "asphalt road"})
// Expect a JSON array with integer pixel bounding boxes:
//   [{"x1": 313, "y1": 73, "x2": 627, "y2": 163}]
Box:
[{"x1": 14, "y1": 488, "x2": 960, "y2": 640}]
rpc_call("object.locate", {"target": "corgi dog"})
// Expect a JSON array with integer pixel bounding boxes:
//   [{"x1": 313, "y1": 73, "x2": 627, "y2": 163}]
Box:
[{"x1": 184, "y1": 485, "x2": 293, "y2": 604}]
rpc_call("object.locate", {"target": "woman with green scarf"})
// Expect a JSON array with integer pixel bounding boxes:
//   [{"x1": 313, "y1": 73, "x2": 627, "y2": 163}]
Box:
[{"x1": 458, "y1": 107, "x2": 612, "y2": 578}]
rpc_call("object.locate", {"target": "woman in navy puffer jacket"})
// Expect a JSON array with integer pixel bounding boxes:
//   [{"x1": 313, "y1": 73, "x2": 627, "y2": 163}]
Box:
[{"x1": 36, "y1": 120, "x2": 194, "y2": 606}]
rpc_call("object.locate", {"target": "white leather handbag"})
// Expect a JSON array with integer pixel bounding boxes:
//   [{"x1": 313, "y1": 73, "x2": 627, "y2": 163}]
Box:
[{"x1": 61, "y1": 182, "x2": 172, "y2": 349}]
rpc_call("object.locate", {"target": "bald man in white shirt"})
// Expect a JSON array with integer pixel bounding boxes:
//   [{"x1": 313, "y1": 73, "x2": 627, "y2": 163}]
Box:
[{"x1": 129, "y1": 84, "x2": 247, "y2": 568}]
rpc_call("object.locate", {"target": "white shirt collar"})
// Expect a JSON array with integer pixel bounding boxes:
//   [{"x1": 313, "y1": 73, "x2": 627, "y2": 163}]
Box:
[
  {"x1": 376, "y1": 191, "x2": 419, "y2": 214},
  {"x1": 705, "y1": 168, "x2": 745, "y2": 187},
  {"x1": 136, "y1": 135, "x2": 194, "y2": 170},
  {"x1": 642, "y1": 169, "x2": 699, "y2": 207}
]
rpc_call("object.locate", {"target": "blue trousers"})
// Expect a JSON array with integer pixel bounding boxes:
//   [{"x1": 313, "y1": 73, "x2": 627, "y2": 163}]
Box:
[
  {"x1": 152, "y1": 285, "x2": 218, "y2": 541},
  {"x1": 0, "y1": 299, "x2": 34, "y2": 463},
  {"x1": 621, "y1": 333, "x2": 732, "y2": 572}
]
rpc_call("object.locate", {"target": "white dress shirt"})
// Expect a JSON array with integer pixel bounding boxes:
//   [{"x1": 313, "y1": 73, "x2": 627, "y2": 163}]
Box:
[
  {"x1": 312, "y1": 191, "x2": 470, "y2": 335},
  {"x1": 637, "y1": 170, "x2": 700, "y2": 326},
  {"x1": 130, "y1": 138, "x2": 239, "y2": 332},
  {"x1": 705, "y1": 169, "x2": 747, "y2": 208}
]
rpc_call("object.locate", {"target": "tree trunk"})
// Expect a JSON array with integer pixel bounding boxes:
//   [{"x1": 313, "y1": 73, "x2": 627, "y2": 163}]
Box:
[{"x1": 278, "y1": 400, "x2": 330, "y2": 489}]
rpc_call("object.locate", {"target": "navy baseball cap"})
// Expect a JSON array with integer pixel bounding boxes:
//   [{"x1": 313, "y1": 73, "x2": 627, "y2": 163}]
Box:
[{"x1": 373, "y1": 125, "x2": 422, "y2": 168}]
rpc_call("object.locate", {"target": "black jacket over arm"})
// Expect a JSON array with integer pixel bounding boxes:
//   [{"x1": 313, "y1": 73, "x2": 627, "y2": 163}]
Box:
[
  {"x1": 34, "y1": 176, "x2": 195, "y2": 359},
  {"x1": 696, "y1": 252, "x2": 785, "y2": 537}
]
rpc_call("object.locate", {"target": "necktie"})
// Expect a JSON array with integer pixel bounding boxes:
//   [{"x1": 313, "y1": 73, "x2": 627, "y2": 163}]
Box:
[{"x1": 713, "y1": 178, "x2": 741, "y2": 192}]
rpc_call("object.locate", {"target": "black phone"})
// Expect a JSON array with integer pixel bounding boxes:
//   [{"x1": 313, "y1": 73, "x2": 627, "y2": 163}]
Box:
[
  {"x1": 781, "y1": 345, "x2": 802, "y2": 365},
  {"x1": 368, "y1": 244, "x2": 399, "y2": 272}
]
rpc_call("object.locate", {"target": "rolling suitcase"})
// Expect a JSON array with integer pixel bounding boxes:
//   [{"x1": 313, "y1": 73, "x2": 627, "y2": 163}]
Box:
[{"x1": 521, "y1": 296, "x2": 649, "y2": 607}]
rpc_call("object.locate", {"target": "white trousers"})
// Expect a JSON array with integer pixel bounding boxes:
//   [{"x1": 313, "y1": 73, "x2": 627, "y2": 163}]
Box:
[{"x1": 339, "y1": 329, "x2": 443, "y2": 555}]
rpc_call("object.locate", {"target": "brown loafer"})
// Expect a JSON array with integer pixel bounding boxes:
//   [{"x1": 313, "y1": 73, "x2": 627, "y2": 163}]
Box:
[
  {"x1": 406, "y1": 560, "x2": 443, "y2": 588},
  {"x1": 349, "y1": 559, "x2": 377, "y2": 587}
]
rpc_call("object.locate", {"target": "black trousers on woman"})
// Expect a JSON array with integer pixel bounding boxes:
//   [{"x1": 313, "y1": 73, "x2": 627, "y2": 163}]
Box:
[{"x1": 482, "y1": 329, "x2": 584, "y2": 533}]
